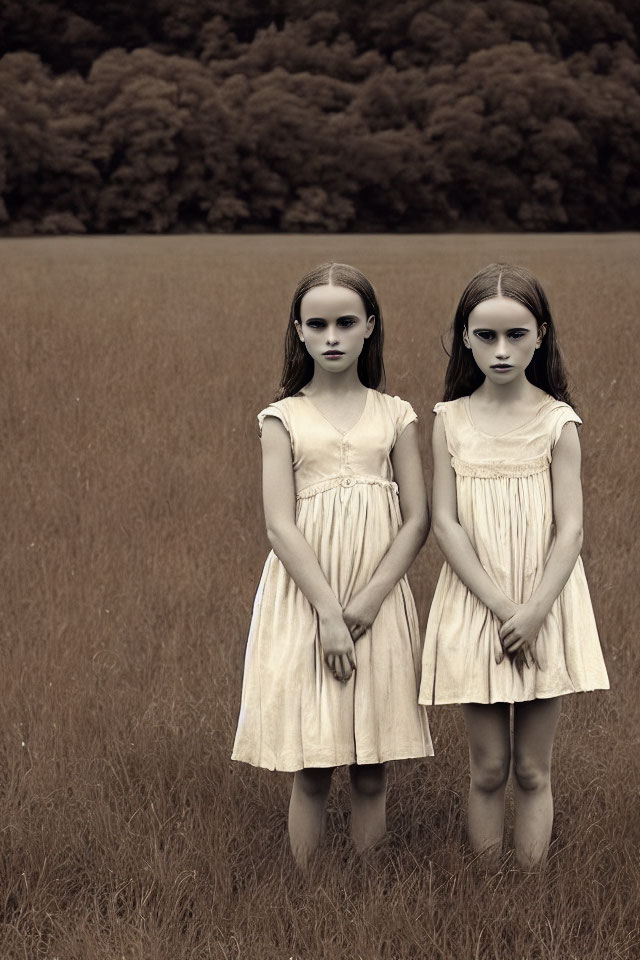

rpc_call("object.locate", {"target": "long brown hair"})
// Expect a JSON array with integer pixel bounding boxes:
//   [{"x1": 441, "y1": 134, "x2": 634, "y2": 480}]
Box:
[
  {"x1": 442, "y1": 263, "x2": 574, "y2": 407},
  {"x1": 275, "y1": 262, "x2": 385, "y2": 400}
]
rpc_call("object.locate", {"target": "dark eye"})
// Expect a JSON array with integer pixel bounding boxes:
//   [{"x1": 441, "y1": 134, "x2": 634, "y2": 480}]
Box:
[
  {"x1": 338, "y1": 319, "x2": 356, "y2": 327},
  {"x1": 509, "y1": 331, "x2": 526, "y2": 340},
  {"x1": 306, "y1": 320, "x2": 325, "y2": 329},
  {"x1": 474, "y1": 331, "x2": 494, "y2": 341}
]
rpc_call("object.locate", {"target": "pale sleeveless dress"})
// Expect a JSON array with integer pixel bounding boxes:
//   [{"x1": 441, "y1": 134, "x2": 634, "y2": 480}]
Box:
[
  {"x1": 419, "y1": 395, "x2": 610, "y2": 705},
  {"x1": 232, "y1": 389, "x2": 433, "y2": 771}
]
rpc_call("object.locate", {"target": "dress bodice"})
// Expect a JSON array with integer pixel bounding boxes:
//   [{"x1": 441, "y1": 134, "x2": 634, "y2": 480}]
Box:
[
  {"x1": 258, "y1": 389, "x2": 417, "y2": 496},
  {"x1": 434, "y1": 395, "x2": 582, "y2": 478}
]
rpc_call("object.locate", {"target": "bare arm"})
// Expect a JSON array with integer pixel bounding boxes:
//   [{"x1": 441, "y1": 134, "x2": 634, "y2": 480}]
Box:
[
  {"x1": 343, "y1": 422, "x2": 429, "y2": 639},
  {"x1": 500, "y1": 422, "x2": 583, "y2": 654},
  {"x1": 260, "y1": 416, "x2": 355, "y2": 680},
  {"x1": 430, "y1": 414, "x2": 515, "y2": 622},
  {"x1": 530, "y1": 422, "x2": 584, "y2": 609}
]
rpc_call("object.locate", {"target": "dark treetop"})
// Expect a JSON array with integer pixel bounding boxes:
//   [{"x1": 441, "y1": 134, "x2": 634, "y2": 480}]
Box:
[{"x1": 1, "y1": 0, "x2": 639, "y2": 234}]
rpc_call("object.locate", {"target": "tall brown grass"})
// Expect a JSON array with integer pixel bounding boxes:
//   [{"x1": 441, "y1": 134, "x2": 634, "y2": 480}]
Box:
[{"x1": 0, "y1": 235, "x2": 638, "y2": 959}]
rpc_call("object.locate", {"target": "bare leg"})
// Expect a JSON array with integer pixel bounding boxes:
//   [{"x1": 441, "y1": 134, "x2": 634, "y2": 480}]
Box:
[
  {"x1": 349, "y1": 763, "x2": 388, "y2": 853},
  {"x1": 513, "y1": 697, "x2": 562, "y2": 870},
  {"x1": 288, "y1": 767, "x2": 334, "y2": 869},
  {"x1": 461, "y1": 702, "x2": 511, "y2": 865}
]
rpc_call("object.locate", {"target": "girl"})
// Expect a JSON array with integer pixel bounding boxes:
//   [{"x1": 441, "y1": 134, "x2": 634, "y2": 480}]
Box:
[
  {"x1": 420, "y1": 263, "x2": 609, "y2": 870},
  {"x1": 232, "y1": 262, "x2": 432, "y2": 867}
]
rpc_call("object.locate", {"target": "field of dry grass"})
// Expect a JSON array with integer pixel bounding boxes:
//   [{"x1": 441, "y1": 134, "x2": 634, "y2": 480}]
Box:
[{"x1": 1, "y1": 234, "x2": 638, "y2": 959}]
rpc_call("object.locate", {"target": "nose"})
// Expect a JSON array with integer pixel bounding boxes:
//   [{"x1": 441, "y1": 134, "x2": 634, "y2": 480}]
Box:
[
  {"x1": 325, "y1": 325, "x2": 339, "y2": 345},
  {"x1": 495, "y1": 336, "x2": 510, "y2": 359}
]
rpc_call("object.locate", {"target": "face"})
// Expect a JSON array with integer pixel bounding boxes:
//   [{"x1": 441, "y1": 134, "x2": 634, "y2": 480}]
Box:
[
  {"x1": 463, "y1": 296, "x2": 546, "y2": 385},
  {"x1": 296, "y1": 283, "x2": 375, "y2": 373}
]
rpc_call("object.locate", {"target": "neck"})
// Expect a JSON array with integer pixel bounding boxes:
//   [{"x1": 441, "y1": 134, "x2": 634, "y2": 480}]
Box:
[
  {"x1": 305, "y1": 363, "x2": 365, "y2": 396},
  {"x1": 475, "y1": 373, "x2": 537, "y2": 405}
]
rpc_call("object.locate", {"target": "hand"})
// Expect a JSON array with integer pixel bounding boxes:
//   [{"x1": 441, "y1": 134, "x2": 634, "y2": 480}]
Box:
[
  {"x1": 493, "y1": 599, "x2": 518, "y2": 664},
  {"x1": 499, "y1": 602, "x2": 546, "y2": 668},
  {"x1": 342, "y1": 587, "x2": 384, "y2": 643},
  {"x1": 318, "y1": 613, "x2": 356, "y2": 683}
]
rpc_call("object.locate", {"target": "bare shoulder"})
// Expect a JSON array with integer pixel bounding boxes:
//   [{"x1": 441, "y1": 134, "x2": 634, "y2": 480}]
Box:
[
  {"x1": 552, "y1": 419, "x2": 581, "y2": 456},
  {"x1": 260, "y1": 415, "x2": 290, "y2": 442},
  {"x1": 259, "y1": 400, "x2": 293, "y2": 455}
]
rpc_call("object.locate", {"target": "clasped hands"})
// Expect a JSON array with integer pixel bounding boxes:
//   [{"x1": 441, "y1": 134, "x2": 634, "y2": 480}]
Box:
[
  {"x1": 320, "y1": 588, "x2": 382, "y2": 684},
  {"x1": 495, "y1": 599, "x2": 547, "y2": 670}
]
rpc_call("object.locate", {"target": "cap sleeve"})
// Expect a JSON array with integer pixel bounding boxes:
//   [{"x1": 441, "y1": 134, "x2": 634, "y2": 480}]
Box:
[
  {"x1": 392, "y1": 395, "x2": 418, "y2": 440},
  {"x1": 257, "y1": 401, "x2": 291, "y2": 439},
  {"x1": 550, "y1": 403, "x2": 582, "y2": 449},
  {"x1": 431, "y1": 400, "x2": 458, "y2": 459}
]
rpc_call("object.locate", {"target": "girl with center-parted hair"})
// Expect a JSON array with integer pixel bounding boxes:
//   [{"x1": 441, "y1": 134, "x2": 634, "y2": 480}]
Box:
[
  {"x1": 232, "y1": 262, "x2": 432, "y2": 868},
  {"x1": 420, "y1": 263, "x2": 609, "y2": 869}
]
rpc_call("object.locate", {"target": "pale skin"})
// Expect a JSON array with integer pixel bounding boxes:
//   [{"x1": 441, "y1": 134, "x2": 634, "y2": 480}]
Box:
[
  {"x1": 432, "y1": 295, "x2": 583, "y2": 869},
  {"x1": 261, "y1": 282, "x2": 429, "y2": 868}
]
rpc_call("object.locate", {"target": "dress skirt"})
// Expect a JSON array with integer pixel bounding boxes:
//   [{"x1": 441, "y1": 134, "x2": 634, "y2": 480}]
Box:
[{"x1": 233, "y1": 475, "x2": 433, "y2": 771}]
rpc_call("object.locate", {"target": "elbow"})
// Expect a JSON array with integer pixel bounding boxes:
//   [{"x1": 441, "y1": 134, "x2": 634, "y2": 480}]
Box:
[
  {"x1": 424, "y1": 501, "x2": 432, "y2": 541},
  {"x1": 417, "y1": 513, "x2": 430, "y2": 548},
  {"x1": 404, "y1": 506, "x2": 430, "y2": 547},
  {"x1": 431, "y1": 515, "x2": 453, "y2": 551},
  {"x1": 265, "y1": 520, "x2": 294, "y2": 551},
  {"x1": 265, "y1": 526, "x2": 278, "y2": 549},
  {"x1": 571, "y1": 523, "x2": 584, "y2": 553},
  {"x1": 557, "y1": 522, "x2": 583, "y2": 555}
]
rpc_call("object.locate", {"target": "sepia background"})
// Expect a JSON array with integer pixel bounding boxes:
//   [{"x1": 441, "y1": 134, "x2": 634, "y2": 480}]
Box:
[{"x1": 1, "y1": 4, "x2": 639, "y2": 960}]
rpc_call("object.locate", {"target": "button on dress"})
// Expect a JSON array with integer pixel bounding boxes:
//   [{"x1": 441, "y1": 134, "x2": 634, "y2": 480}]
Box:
[
  {"x1": 232, "y1": 389, "x2": 433, "y2": 772},
  {"x1": 419, "y1": 395, "x2": 610, "y2": 705}
]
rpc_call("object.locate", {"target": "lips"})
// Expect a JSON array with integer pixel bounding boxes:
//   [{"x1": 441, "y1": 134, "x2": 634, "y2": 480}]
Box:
[
  {"x1": 323, "y1": 351, "x2": 344, "y2": 357},
  {"x1": 491, "y1": 364, "x2": 512, "y2": 369}
]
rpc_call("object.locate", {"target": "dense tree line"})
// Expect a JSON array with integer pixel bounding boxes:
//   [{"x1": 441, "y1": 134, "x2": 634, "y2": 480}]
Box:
[{"x1": 1, "y1": 0, "x2": 639, "y2": 233}]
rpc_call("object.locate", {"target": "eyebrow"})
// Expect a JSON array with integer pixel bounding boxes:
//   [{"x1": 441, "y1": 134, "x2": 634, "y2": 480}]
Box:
[
  {"x1": 303, "y1": 314, "x2": 362, "y2": 322},
  {"x1": 471, "y1": 325, "x2": 533, "y2": 332}
]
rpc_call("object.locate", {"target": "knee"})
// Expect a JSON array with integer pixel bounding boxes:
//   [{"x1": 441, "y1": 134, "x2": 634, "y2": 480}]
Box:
[
  {"x1": 295, "y1": 767, "x2": 334, "y2": 798},
  {"x1": 513, "y1": 757, "x2": 550, "y2": 793},
  {"x1": 470, "y1": 755, "x2": 510, "y2": 794},
  {"x1": 350, "y1": 763, "x2": 387, "y2": 799}
]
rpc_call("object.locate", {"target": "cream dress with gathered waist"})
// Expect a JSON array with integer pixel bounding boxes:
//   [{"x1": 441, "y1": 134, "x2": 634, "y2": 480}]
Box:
[
  {"x1": 419, "y1": 395, "x2": 610, "y2": 705},
  {"x1": 232, "y1": 388, "x2": 432, "y2": 772}
]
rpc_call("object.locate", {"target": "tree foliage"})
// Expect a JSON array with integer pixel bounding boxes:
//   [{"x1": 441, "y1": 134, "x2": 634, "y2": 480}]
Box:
[{"x1": 0, "y1": 0, "x2": 639, "y2": 232}]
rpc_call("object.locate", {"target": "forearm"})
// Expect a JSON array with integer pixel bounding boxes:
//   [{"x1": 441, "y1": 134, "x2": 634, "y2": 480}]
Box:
[
  {"x1": 363, "y1": 515, "x2": 429, "y2": 602},
  {"x1": 435, "y1": 520, "x2": 513, "y2": 620},
  {"x1": 528, "y1": 528, "x2": 583, "y2": 617},
  {"x1": 267, "y1": 523, "x2": 342, "y2": 620}
]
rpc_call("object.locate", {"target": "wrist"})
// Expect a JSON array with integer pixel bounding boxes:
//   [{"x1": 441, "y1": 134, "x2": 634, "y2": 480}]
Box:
[{"x1": 493, "y1": 596, "x2": 517, "y2": 621}]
